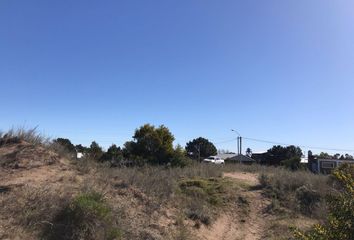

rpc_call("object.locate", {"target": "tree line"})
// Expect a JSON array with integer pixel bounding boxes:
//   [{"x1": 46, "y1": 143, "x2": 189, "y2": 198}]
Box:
[
  {"x1": 53, "y1": 124, "x2": 218, "y2": 167},
  {"x1": 53, "y1": 123, "x2": 353, "y2": 168}
]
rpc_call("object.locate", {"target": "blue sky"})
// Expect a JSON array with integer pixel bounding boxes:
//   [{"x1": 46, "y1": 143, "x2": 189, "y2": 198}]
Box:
[{"x1": 1, "y1": 0, "x2": 354, "y2": 154}]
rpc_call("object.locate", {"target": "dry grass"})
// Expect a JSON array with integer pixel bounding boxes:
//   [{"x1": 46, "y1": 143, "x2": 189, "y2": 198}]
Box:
[
  {"x1": 257, "y1": 167, "x2": 330, "y2": 217},
  {"x1": 0, "y1": 127, "x2": 49, "y2": 146},
  {"x1": 222, "y1": 163, "x2": 331, "y2": 216},
  {"x1": 41, "y1": 191, "x2": 122, "y2": 240},
  {"x1": 0, "y1": 140, "x2": 337, "y2": 240},
  {"x1": 221, "y1": 163, "x2": 334, "y2": 239},
  {"x1": 173, "y1": 215, "x2": 194, "y2": 240},
  {"x1": 178, "y1": 177, "x2": 243, "y2": 227},
  {"x1": 0, "y1": 185, "x2": 72, "y2": 239},
  {"x1": 0, "y1": 181, "x2": 130, "y2": 240},
  {"x1": 79, "y1": 163, "x2": 245, "y2": 236},
  {"x1": 0, "y1": 127, "x2": 75, "y2": 160},
  {"x1": 48, "y1": 142, "x2": 76, "y2": 160},
  {"x1": 0, "y1": 141, "x2": 59, "y2": 169},
  {"x1": 98, "y1": 164, "x2": 223, "y2": 201},
  {"x1": 223, "y1": 163, "x2": 270, "y2": 173}
]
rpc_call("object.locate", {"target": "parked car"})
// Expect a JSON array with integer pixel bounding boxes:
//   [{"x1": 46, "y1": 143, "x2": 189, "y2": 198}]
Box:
[{"x1": 202, "y1": 156, "x2": 225, "y2": 164}]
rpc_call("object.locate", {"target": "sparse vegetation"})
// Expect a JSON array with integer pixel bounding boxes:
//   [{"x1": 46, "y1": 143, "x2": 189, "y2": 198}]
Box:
[
  {"x1": 179, "y1": 178, "x2": 235, "y2": 207},
  {"x1": 100, "y1": 164, "x2": 223, "y2": 201},
  {"x1": 1, "y1": 127, "x2": 351, "y2": 240},
  {"x1": 179, "y1": 177, "x2": 243, "y2": 226},
  {"x1": 174, "y1": 215, "x2": 194, "y2": 240},
  {"x1": 257, "y1": 167, "x2": 330, "y2": 216}
]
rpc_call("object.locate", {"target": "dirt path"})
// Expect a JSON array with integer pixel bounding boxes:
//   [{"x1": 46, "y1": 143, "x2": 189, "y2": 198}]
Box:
[{"x1": 197, "y1": 172, "x2": 269, "y2": 240}]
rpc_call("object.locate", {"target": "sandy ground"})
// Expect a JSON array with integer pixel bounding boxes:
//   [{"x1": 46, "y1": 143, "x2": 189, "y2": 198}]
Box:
[
  {"x1": 223, "y1": 172, "x2": 259, "y2": 185},
  {"x1": 196, "y1": 172, "x2": 269, "y2": 240},
  {"x1": 0, "y1": 158, "x2": 80, "y2": 188},
  {"x1": 1, "y1": 142, "x2": 271, "y2": 240}
]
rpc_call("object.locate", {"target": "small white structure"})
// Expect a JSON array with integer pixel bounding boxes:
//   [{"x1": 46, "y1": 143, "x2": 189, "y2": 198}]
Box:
[
  {"x1": 77, "y1": 152, "x2": 84, "y2": 159},
  {"x1": 300, "y1": 156, "x2": 308, "y2": 163}
]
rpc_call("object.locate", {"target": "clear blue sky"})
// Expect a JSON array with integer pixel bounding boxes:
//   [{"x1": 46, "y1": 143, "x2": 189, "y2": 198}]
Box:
[{"x1": 1, "y1": 0, "x2": 354, "y2": 154}]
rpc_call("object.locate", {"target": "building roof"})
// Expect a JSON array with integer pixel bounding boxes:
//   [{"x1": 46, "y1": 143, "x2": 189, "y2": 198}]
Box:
[{"x1": 228, "y1": 154, "x2": 255, "y2": 162}]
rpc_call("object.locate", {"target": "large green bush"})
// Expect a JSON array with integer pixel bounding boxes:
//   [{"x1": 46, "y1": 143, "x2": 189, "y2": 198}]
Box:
[{"x1": 123, "y1": 124, "x2": 175, "y2": 165}]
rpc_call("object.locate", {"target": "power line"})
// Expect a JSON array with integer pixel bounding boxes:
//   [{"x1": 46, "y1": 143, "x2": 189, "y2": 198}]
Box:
[{"x1": 243, "y1": 137, "x2": 354, "y2": 153}]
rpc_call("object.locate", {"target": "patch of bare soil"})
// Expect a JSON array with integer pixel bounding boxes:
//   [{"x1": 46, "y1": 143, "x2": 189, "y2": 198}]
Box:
[
  {"x1": 196, "y1": 172, "x2": 270, "y2": 240},
  {"x1": 223, "y1": 172, "x2": 259, "y2": 185},
  {"x1": 1, "y1": 159, "x2": 79, "y2": 187}
]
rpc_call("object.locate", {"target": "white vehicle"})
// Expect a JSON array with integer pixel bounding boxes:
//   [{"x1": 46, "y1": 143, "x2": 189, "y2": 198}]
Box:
[{"x1": 202, "y1": 156, "x2": 225, "y2": 165}]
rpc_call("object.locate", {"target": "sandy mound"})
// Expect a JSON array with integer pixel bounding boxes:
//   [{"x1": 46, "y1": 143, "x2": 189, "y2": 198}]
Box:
[{"x1": 0, "y1": 139, "x2": 59, "y2": 169}]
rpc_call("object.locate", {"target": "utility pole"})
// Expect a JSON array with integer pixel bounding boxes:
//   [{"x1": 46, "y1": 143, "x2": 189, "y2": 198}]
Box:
[
  {"x1": 231, "y1": 129, "x2": 241, "y2": 156},
  {"x1": 237, "y1": 136, "x2": 239, "y2": 155},
  {"x1": 239, "y1": 136, "x2": 242, "y2": 155}
]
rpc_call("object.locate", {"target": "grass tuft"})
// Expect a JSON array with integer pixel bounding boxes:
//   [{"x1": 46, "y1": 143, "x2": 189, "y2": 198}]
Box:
[{"x1": 0, "y1": 127, "x2": 49, "y2": 146}]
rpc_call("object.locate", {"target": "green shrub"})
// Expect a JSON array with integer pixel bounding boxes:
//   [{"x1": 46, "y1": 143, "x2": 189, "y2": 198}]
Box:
[
  {"x1": 170, "y1": 145, "x2": 193, "y2": 167},
  {"x1": 179, "y1": 177, "x2": 241, "y2": 227},
  {"x1": 295, "y1": 185, "x2": 321, "y2": 215},
  {"x1": 101, "y1": 164, "x2": 222, "y2": 201},
  {"x1": 70, "y1": 192, "x2": 110, "y2": 220},
  {"x1": 293, "y1": 164, "x2": 354, "y2": 240},
  {"x1": 178, "y1": 177, "x2": 239, "y2": 226},
  {"x1": 179, "y1": 178, "x2": 228, "y2": 206},
  {"x1": 43, "y1": 192, "x2": 122, "y2": 240}
]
